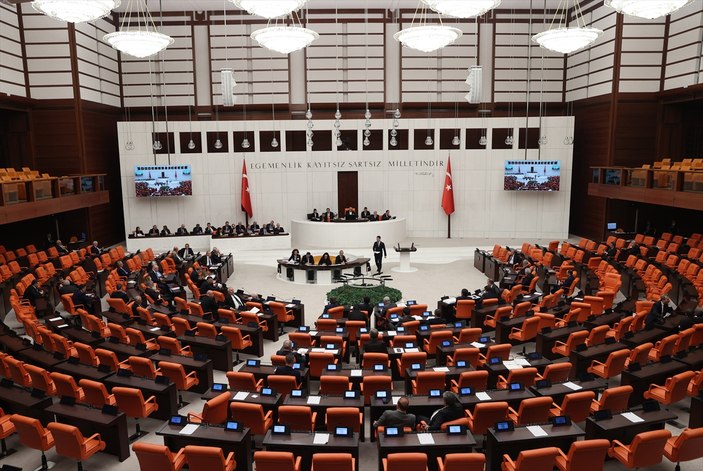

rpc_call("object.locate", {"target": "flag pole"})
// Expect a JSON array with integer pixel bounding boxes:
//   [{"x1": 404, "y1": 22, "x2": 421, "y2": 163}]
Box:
[{"x1": 447, "y1": 214, "x2": 451, "y2": 239}]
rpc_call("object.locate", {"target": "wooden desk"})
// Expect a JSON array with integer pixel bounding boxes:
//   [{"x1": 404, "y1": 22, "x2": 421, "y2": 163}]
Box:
[
  {"x1": 149, "y1": 352, "x2": 214, "y2": 393},
  {"x1": 47, "y1": 403, "x2": 130, "y2": 461},
  {"x1": 178, "y1": 335, "x2": 232, "y2": 371},
  {"x1": 620, "y1": 360, "x2": 689, "y2": 407},
  {"x1": 201, "y1": 389, "x2": 283, "y2": 421},
  {"x1": 584, "y1": 409, "x2": 677, "y2": 443},
  {"x1": 496, "y1": 316, "x2": 530, "y2": 344},
  {"x1": 238, "y1": 364, "x2": 310, "y2": 392},
  {"x1": 690, "y1": 395, "x2": 703, "y2": 428},
  {"x1": 435, "y1": 339, "x2": 496, "y2": 366},
  {"x1": 0, "y1": 332, "x2": 33, "y2": 354},
  {"x1": 0, "y1": 384, "x2": 53, "y2": 422},
  {"x1": 96, "y1": 339, "x2": 153, "y2": 362},
  {"x1": 619, "y1": 327, "x2": 668, "y2": 349},
  {"x1": 460, "y1": 389, "x2": 536, "y2": 411},
  {"x1": 320, "y1": 368, "x2": 392, "y2": 388},
  {"x1": 263, "y1": 430, "x2": 360, "y2": 471},
  {"x1": 484, "y1": 256, "x2": 501, "y2": 281},
  {"x1": 15, "y1": 344, "x2": 66, "y2": 370},
  {"x1": 474, "y1": 249, "x2": 486, "y2": 274},
  {"x1": 568, "y1": 342, "x2": 627, "y2": 379},
  {"x1": 404, "y1": 366, "x2": 466, "y2": 394},
  {"x1": 378, "y1": 431, "x2": 477, "y2": 471},
  {"x1": 485, "y1": 423, "x2": 585, "y2": 471},
  {"x1": 529, "y1": 378, "x2": 608, "y2": 404},
  {"x1": 52, "y1": 360, "x2": 114, "y2": 383},
  {"x1": 674, "y1": 347, "x2": 703, "y2": 370},
  {"x1": 535, "y1": 326, "x2": 588, "y2": 360},
  {"x1": 157, "y1": 422, "x2": 252, "y2": 471},
  {"x1": 583, "y1": 311, "x2": 623, "y2": 330},
  {"x1": 105, "y1": 374, "x2": 178, "y2": 420}
]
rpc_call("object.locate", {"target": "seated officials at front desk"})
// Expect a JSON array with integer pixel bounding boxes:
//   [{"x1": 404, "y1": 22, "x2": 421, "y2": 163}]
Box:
[
  {"x1": 307, "y1": 207, "x2": 396, "y2": 222},
  {"x1": 130, "y1": 219, "x2": 287, "y2": 238}
]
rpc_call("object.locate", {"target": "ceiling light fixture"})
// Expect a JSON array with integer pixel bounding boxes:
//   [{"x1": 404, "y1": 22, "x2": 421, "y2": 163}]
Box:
[
  {"x1": 605, "y1": 0, "x2": 693, "y2": 19},
  {"x1": 231, "y1": 0, "x2": 309, "y2": 19},
  {"x1": 104, "y1": 0, "x2": 173, "y2": 58},
  {"x1": 421, "y1": 0, "x2": 501, "y2": 18},
  {"x1": 32, "y1": 0, "x2": 120, "y2": 23},
  {"x1": 532, "y1": 0, "x2": 602, "y2": 55},
  {"x1": 394, "y1": 2, "x2": 462, "y2": 53},
  {"x1": 251, "y1": 25, "x2": 318, "y2": 54}
]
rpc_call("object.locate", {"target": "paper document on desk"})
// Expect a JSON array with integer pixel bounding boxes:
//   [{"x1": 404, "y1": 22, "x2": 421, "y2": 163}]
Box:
[
  {"x1": 313, "y1": 433, "x2": 329, "y2": 445},
  {"x1": 150, "y1": 327, "x2": 160, "y2": 331},
  {"x1": 470, "y1": 342, "x2": 485, "y2": 348},
  {"x1": 386, "y1": 331, "x2": 397, "y2": 337},
  {"x1": 249, "y1": 307, "x2": 260, "y2": 314},
  {"x1": 233, "y1": 392, "x2": 249, "y2": 401},
  {"x1": 443, "y1": 297, "x2": 457, "y2": 305},
  {"x1": 297, "y1": 348, "x2": 309, "y2": 355},
  {"x1": 50, "y1": 317, "x2": 63, "y2": 322},
  {"x1": 309, "y1": 331, "x2": 318, "y2": 336},
  {"x1": 527, "y1": 425, "x2": 548, "y2": 437},
  {"x1": 405, "y1": 348, "x2": 420, "y2": 353},
  {"x1": 179, "y1": 424, "x2": 199, "y2": 435},
  {"x1": 57, "y1": 324, "x2": 69, "y2": 328},
  {"x1": 417, "y1": 433, "x2": 435, "y2": 445},
  {"x1": 476, "y1": 392, "x2": 491, "y2": 401},
  {"x1": 515, "y1": 358, "x2": 531, "y2": 366},
  {"x1": 563, "y1": 381, "x2": 582, "y2": 391},
  {"x1": 433, "y1": 367, "x2": 450, "y2": 372},
  {"x1": 412, "y1": 316, "x2": 423, "y2": 321},
  {"x1": 286, "y1": 304, "x2": 295, "y2": 308},
  {"x1": 392, "y1": 396, "x2": 401, "y2": 405},
  {"x1": 351, "y1": 369, "x2": 363, "y2": 377},
  {"x1": 311, "y1": 348, "x2": 326, "y2": 353},
  {"x1": 621, "y1": 412, "x2": 645, "y2": 423},
  {"x1": 503, "y1": 361, "x2": 523, "y2": 370},
  {"x1": 396, "y1": 303, "x2": 407, "y2": 308},
  {"x1": 307, "y1": 396, "x2": 321, "y2": 405}
]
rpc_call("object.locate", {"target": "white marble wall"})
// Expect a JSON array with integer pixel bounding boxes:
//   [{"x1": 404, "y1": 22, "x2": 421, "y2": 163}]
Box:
[{"x1": 118, "y1": 116, "x2": 574, "y2": 242}]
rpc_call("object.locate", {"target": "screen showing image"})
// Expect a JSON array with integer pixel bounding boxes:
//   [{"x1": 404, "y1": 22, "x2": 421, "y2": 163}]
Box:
[
  {"x1": 504, "y1": 160, "x2": 560, "y2": 191},
  {"x1": 135, "y1": 165, "x2": 192, "y2": 197}
]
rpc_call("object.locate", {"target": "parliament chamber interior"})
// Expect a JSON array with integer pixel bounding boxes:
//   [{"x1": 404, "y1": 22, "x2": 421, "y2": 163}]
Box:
[{"x1": 1, "y1": 0, "x2": 703, "y2": 470}]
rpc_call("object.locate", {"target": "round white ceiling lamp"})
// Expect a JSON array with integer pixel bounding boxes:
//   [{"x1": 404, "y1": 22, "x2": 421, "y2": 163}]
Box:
[
  {"x1": 104, "y1": 0, "x2": 173, "y2": 59},
  {"x1": 420, "y1": 0, "x2": 501, "y2": 18},
  {"x1": 394, "y1": 1, "x2": 462, "y2": 53},
  {"x1": 251, "y1": 25, "x2": 318, "y2": 54},
  {"x1": 231, "y1": 0, "x2": 309, "y2": 19},
  {"x1": 32, "y1": 0, "x2": 120, "y2": 23},
  {"x1": 605, "y1": 0, "x2": 694, "y2": 19},
  {"x1": 532, "y1": 0, "x2": 602, "y2": 55}
]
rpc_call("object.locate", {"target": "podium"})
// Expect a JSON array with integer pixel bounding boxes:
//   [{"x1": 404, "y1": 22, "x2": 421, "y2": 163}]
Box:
[{"x1": 392, "y1": 245, "x2": 418, "y2": 273}]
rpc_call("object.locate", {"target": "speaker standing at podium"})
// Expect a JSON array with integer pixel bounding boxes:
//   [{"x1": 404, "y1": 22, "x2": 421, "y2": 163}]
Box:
[{"x1": 373, "y1": 235, "x2": 387, "y2": 274}]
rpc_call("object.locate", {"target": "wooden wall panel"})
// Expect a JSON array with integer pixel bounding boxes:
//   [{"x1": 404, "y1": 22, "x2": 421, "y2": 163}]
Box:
[
  {"x1": 611, "y1": 95, "x2": 659, "y2": 167},
  {"x1": 569, "y1": 98, "x2": 611, "y2": 240},
  {"x1": 31, "y1": 101, "x2": 81, "y2": 175}
]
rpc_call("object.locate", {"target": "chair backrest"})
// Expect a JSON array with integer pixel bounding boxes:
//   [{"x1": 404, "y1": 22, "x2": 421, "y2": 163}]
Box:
[
  {"x1": 183, "y1": 445, "x2": 230, "y2": 469},
  {"x1": 667, "y1": 427, "x2": 703, "y2": 463},
  {"x1": 515, "y1": 396, "x2": 553, "y2": 425},
  {"x1": 201, "y1": 392, "x2": 230, "y2": 424},
  {"x1": 79, "y1": 379, "x2": 113, "y2": 409},
  {"x1": 414, "y1": 371, "x2": 446, "y2": 394},
  {"x1": 95, "y1": 349, "x2": 121, "y2": 372},
  {"x1": 325, "y1": 407, "x2": 361, "y2": 432},
  {"x1": 562, "y1": 439, "x2": 610, "y2": 471},
  {"x1": 196, "y1": 322, "x2": 218, "y2": 338},
  {"x1": 133, "y1": 442, "x2": 182, "y2": 471},
  {"x1": 456, "y1": 300, "x2": 475, "y2": 319},
  {"x1": 47, "y1": 422, "x2": 96, "y2": 461},
  {"x1": 597, "y1": 385, "x2": 633, "y2": 413},
  {"x1": 485, "y1": 343, "x2": 511, "y2": 362},
  {"x1": 308, "y1": 352, "x2": 337, "y2": 377},
  {"x1": 362, "y1": 352, "x2": 389, "y2": 369},
  {"x1": 469, "y1": 401, "x2": 509, "y2": 435},
  {"x1": 458, "y1": 370, "x2": 489, "y2": 391},
  {"x1": 50, "y1": 372, "x2": 83, "y2": 400},
  {"x1": 514, "y1": 316, "x2": 540, "y2": 340},
  {"x1": 384, "y1": 452, "x2": 428, "y2": 471},
  {"x1": 159, "y1": 361, "x2": 192, "y2": 390},
  {"x1": 278, "y1": 405, "x2": 314, "y2": 431},
  {"x1": 129, "y1": 356, "x2": 158, "y2": 379},
  {"x1": 559, "y1": 391, "x2": 596, "y2": 422},
  {"x1": 542, "y1": 362, "x2": 572, "y2": 383},
  {"x1": 512, "y1": 447, "x2": 559, "y2": 470},
  {"x1": 505, "y1": 367, "x2": 538, "y2": 388},
  {"x1": 226, "y1": 371, "x2": 260, "y2": 391},
  {"x1": 267, "y1": 375, "x2": 299, "y2": 396},
  {"x1": 399, "y1": 352, "x2": 427, "y2": 376},
  {"x1": 628, "y1": 429, "x2": 672, "y2": 468},
  {"x1": 451, "y1": 348, "x2": 480, "y2": 367},
  {"x1": 113, "y1": 387, "x2": 149, "y2": 418},
  {"x1": 254, "y1": 451, "x2": 298, "y2": 471},
  {"x1": 663, "y1": 371, "x2": 697, "y2": 404},
  {"x1": 157, "y1": 336, "x2": 185, "y2": 355},
  {"x1": 456, "y1": 328, "x2": 482, "y2": 344},
  {"x1": 25, "y1": 364, "x2": 55, "y2": 395},
  {"x1": 320, "y1": 376, "x2": 351, "y2": 395},
  {"x1": 289, "y1": 332, "x2": 314, "y2": 348},
  {"x1": 310, "y1": 453, "x2": 355, "y2": 471},
  {"x1": 10, "y1": 414, "x2": 53, "y2": 451},
  {"x1": 602, "y1": 349, "x2": 629, "y2": 377},
  {"x1": 628, "y1": 342, "x2": 653, "y2": 366},
  {"x1": 362, "y1": 376, "x2": 392, "y2": 404}
]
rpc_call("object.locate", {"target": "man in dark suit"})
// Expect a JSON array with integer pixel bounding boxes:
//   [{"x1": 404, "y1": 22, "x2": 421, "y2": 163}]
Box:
[
  {"x1": 160, "y1": 225, "x2": 171, "y2": 236},
  {"x1": 204, "y1": 223, "x2": 214, "y2": 235},
  {"x1": 301, "y1": 252, "x2": 314, "y2": 265},
  {"x1": 645, "y1": 296, "x2": 674, "y2": 330},
  {"x1": 199, "y1": 291, "x2": 219, "y2": 317},
  {"x1": 360, "y1": 207, "x2": 371, "y2": 219},
  {"x1": 507, "y1": 249, "x2": 524, "y2": 267},
  {"x1": 310, "y1": 209, "x2": 321, "y2": 221},
  {"x1": 192, "y1": 224, "x2": 203, "y2": 234},
  {"x1": 249, "y1": 221, "x2": 261, "y2": 233},
  {"x1": 520, "y1": 267, "x2": 535, "y2": 291},
  {"x1": 323, "y1": 297, "x2": 339, "y2": 313},
  {"x1": 55, "y1": 240, "x2": 70, "y2": 255},
  {"x1": 147, "y1": 225, "x2": 160, "y2": 236},
  {"x1": 362, "y1": 329, "x2": 387, "y2": 354},
  {"x1": 170, "y1": 248, "x2": 186, "y2": 269},
  {"x1": 347, "y1": 306, "x2": 367, "y2": 324},
  {"x1": 178, "y1": 244, "x2": 195, "y2": 261},
  {"x1": 369, "y1": 211, "x2": 379, "y2": 221},
  {"x1": 356, "y1": 296, "x2": 373, "y2": 319},
  {"x1": 273, "y1": 353, "x2": 303, "y2": 384},
  {"x1": 147, "y1": 262, "x2": 164, "y2": 284},
  {"x1": 559, "y1": 270, "x2": 577, "y2": 294},
  {"x1": 23, "y1": 279, "x2": 46, "y2": 308},
  {"x1": 110, "y1": 284, "x2": 130, "y2": 304},
  {"x1": 381, "y1": 210, "x2": 392, "y2": 220},
  {"x1": 372, "y1": 236, "x2": 387, "y2": 274},
  {"x1": 175, "y1": 224, "x2": 189, "y2": 235},
  {"x1": 89, "y1": 241, "x2": 101, "y2": 256},
  {"x1": 265, "y1": 220, "x2": 276, "y2": 233},
  {"x1": 199, "y1": 251, "x2": 215, "y2": 267},
  {"x1": 223, "y1": 288, "x2": 244, "y2": 310},
  {"x1": 397, "y1": 307, "x2": 415, "y2": 326},
  {"x1": 221, "y1": 221, "x2": 233, "y2": 235},
  {"x1": 115, "y1": 260, "x2": 131, "y2": 278},
  {"x1": 322, "y1": 208, "x2": 335, "y2": 222},
  {"x1": 335, "y1": 250, "x2": 347, "y2": 264},
  {"x1": 372, "y1": 396, "x2": 416, "y2": 430},
  {"x1": 235, "y1": 222, "x2": 247, "y2": 235},
  {"x1": 482, "y1": 279, "x2": 501, "y2": 300},
  {"x1": 211, "y1": 248, "x2": 223, "y2": 264},
  {"x1": 420, "y1": 391, "x2": 465, "y2": 431}
]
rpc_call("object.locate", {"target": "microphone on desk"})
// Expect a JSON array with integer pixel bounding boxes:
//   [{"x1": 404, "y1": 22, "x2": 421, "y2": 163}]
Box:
[{"x1": 411, "y1": 242, "x2": 415, "y2": 250}]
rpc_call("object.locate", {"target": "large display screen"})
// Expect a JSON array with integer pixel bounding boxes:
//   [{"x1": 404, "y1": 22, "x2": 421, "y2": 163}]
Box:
[
  {"x1": 135, "y1": 165, "x2": 192, "y2": 197},
  {"x1": 504, "y1": 160, "x2": 560, "y2": 191}
]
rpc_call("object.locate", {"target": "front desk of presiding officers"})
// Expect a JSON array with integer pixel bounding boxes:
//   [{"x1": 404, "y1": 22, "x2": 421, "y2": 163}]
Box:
[
  {"x1": 308, "y1": 207, "x2": 395, "y2": 222},
  {"x1": 131, "y1": 220, "x2": 286, "y2": 237}
]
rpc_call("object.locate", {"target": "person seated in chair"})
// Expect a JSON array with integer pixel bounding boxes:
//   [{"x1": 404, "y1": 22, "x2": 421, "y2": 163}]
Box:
[
  {"x1": 310, "y1": 209, "x2": 321, "y2": 221},
  {"x1": 277, "y1": 341, "x2": 304, "y2": 364},
  {"x1": 191, "y1": 223, "x2": 203, "y2": 235},
  {"x1": 199, "y1": 290, "x2": 219, "y2": 317},
  {"x1": 115, "y1": 260, "x2": 131, "y2": 278},
  {"x1": 132, "y1": 227, "x2": 145, "y2": 237},
  {"x1": 369, "y1": 211, "x2": 380, "y2": 222},
  {"x1": 418, "y1": 391, "x2": 464, "y2": 431},
  {"x1": 55, "y1": 239, "x2": 70, "y2": 254},
  {"x1": 148, "y1": 262, "x2": 164, "y2": 284},
  {"x1": 24, "y1": 279, "x2": 47, "y2": 308},
  {"x1": 89, "y1": 240, "x2": 102, "y2": 256},
  {"x1": 222, "y1": 287, "x2": 244, "y2": 310},
  {"x1": 178, "y1": 244, "x2": 195, "y2": 261},
  {"x1": 335, "y1": 250, "x2": 347, "y2": 264},
  {"x1": 323, "y1": 297, "x2": 340, "y2": 313},
  {"x1": 175, "y1": 224, "x2": 189, "y2": 236},
  {"x1": 557, "y1": 270, "x2": 577, "y2": 294},
  {"x1": 211, "y1": 247, "x2": 223, "y2": 264},
  {"x1": 318, "y1": 252, "x2": 332, "y2": 266},
  {"x1": 360, "y1": 206, "x2": 371, "y2": 219},
  {"x1": 204, "y1": 223, "x2": 214, "y2": 235},
  {"x1": 519, "y1": 267, "x2": 535, "y2": 290},
  {"x1": 274, "y1": 223, "x2": 285, "y2": 234},
  {"x1": 235, "y1": 221, "x2": 247, "y2": 235},
  {"x1": 482, "y1": 279, "x2": 501, "y2": 300},
  {"x1": 274, "y1": 352, "x2": 303, "y2": 384},
  {"x1": 249, "y1": 221, "x2": 261, "y2": 234},
  {"x1": 397, "y1": 307, "x2": 416, "y2": 326},
  {"x1": 147, "y1": 225, "x2": 160, "y2": 236},
  {"x1": 170, "y1": 247, "x2": 186, "y2": 269},
  {"x1": 381, "y1": 209, "x2": 393, "y2": 220},
  {"x1": 301, "y1": 251, "x2": 314, "y2": 265},
  {"x1": 160, "y1": 225, "x2": 171, "y2": 236},
  {"x1": 265, "y1": 220, "x2": 276, "y2": 234},
  {"x1": 373, "y1": 396, "x2": 415, "y2": 430},
  {"x1": 323, "y1": 208, "x2": 335, "y2": 222},
  {"x1": 346, "y1": 305, "x2": 367, "y2": 324},
  {"x1": 220, "y1": 221, "x2": 233, "y2": 236},
  {"x1": 645, "y1": 296, "x2": 674, "y2": 330},
  {"x1": 362, "y1": 329, "x2": 387, "y2": 354},
  {"x1": 288, "y1": 249, "x2": 301, "y2": 263}
]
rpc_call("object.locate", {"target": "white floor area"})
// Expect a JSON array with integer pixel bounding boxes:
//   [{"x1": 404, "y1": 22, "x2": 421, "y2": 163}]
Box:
[{"x1": 1, "y1": 237, "x2": 700, "y2": 470}]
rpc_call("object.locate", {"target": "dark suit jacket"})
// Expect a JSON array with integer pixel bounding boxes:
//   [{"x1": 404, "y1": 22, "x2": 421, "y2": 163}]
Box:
[
  {"x1": 301, "y1": 255, "x2": 314, "y2": 264},
  {"x1": 347, "y1": 309, "x2": 367, "y2": 322},
  {"x1": 176, "y1": 227, "x2": 188, "y2": 235},
  {"x1": 110, "y1": 291, "x2": 130, "y2": 304},
  {"x1": 192, "y1": 226, "x2": 203, "y2": 234},
  {"x1": 89, "y1": 246, "x2": 100, "y2": 256},
  {"x1": 335, "y1": 255, "x2": 347, "y2": 264},
  {"x1": 235, "y1": 224, "x2": 247, "y2": 234},
  {"x1": 200, "y1": 295, "x2": 218, "y2": 315},
  {"x1": 427, "y1": 404, "x2": 465, "y2": 430},
  {"x1": 148, "y1": 270, "x2": 163, "y2": 284},
  {"x1": 24, "y1": 285, "x2": 45, "y2": 306},
  {"x1": 645, "y1": 301, "x2": 673, "y2": 329},
  {"x1": 373, "y1": 410, "x2": 416, "y2": 429},
  {"x1": 116, "y1": 267, "x2": 131, "y2": 277},
  {"x1": 223, "y1": 293, "x2": 244, "y2": 310},
  {"x1": 178, "y1": 247, "x2": 194, "y2": 259},
  {"x1": 363, "y1": 340, "x2": 387, "y2": 354},
  {"x1": 483, "y1": 285, "x2": 501, "y2": 299},
  {"x1": 273, "y1": 365, "x2": 302, "y2": 384}
]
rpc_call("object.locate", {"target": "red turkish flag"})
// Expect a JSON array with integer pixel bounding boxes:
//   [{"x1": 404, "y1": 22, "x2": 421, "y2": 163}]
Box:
[
  {"x1": 241, "y1": 160, "x2": 253, "y2": 218},
  {"x1": 442, "y1": 156, "x2": 455, "y2": 215}
]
